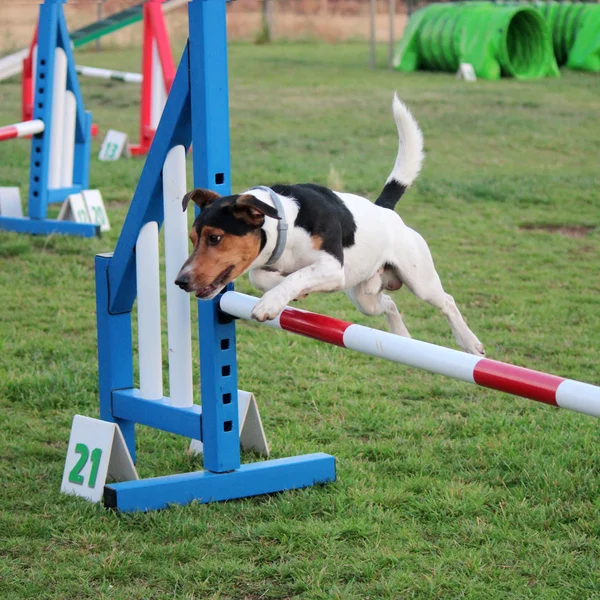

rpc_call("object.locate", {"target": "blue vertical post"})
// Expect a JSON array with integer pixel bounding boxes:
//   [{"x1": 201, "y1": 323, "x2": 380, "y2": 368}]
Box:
[
  {"x1": 95, "y1": 253, "x2": 136, "y2": 460},
  {"x1": 57, "y1": 2, "x2": 93, "y2": 191},
  {"x1": 189, "y1": 0, "x2": 241, "y2": 473},
  {"x1": 28, "y1": 0, "x2": 61, "y2": 220}
]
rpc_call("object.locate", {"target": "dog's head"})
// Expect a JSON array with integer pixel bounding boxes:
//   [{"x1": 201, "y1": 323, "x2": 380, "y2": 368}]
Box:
[{"x1": 175, "y1": 188, "x2": 280, "y2": 299}]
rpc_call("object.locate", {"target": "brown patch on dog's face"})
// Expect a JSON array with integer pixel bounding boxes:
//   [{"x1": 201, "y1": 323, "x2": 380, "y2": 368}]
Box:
[
  {"x1": 178, "y1": 224, "x2": 262, "y2": 299},
  {"x1": 311, "y1": 235, "x2": 323, "y2": 250}
]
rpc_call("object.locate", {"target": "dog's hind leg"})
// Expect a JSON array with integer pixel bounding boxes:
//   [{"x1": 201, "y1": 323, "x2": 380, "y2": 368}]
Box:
[
  {"x1": 404, "y1": 273, "x2": 485, "y2": 356},
  {"x1": 346, "y1": 285, "x2": 410, "y2": 337},
  {"x1": 390, "y1": 230, "x2": 485, "y2": 355}
]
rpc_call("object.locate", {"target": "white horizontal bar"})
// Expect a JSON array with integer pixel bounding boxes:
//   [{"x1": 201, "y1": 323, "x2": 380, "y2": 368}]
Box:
[
  {"x1": 0, "y1": 119, "x2": 45, "y2": 140},
  {"x1": 75, "y1": 65, "x2": 143, "y2": 84},
  {"x1": 220, "y1": 291, "x2": 282, "y2": 329},
  {"x1": 343, "y1": 324, "x2": 479, "y2": 383},
  {"x1": 556, "y1": 379, "x2": 600, "y2": 417}
]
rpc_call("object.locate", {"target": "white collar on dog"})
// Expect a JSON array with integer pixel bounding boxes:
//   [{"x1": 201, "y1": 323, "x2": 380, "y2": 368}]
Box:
[{"x1": 248, "y1": 186, "x2": 288, "y2": 268}]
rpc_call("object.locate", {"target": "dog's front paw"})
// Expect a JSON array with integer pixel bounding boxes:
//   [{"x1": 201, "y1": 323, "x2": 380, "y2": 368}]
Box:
[
  {"x1": 467, "y1": 340, "x2": 486, "y2": 357},
  {"x1": 251, "y1": 292, "x2": 286, "y2": 322}
]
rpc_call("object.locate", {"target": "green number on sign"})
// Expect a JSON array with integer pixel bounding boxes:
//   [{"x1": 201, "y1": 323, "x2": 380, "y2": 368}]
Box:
[
  {"x1": 68, "y1": 443, "x2": 103, "y2": 487},
  {"x1": 88, "y1": 448, "x2": 102, "y2": 488},
  {"x1": 92, "y1": 206, "x2": 106, "y2": 226},
  {"x1": 68, "y1": 443, "x2": 88, "y2": 485},
  {"x1": 105, "y1": 142, "x2": 119, "y2": 159}
]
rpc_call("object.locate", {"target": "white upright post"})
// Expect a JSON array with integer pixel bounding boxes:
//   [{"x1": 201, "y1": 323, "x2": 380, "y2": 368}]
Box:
[
  {"x1": 60, "y1": 90, "x2": 76, "y2": 187},
  {"x1": 150, "y1": 39, "x2": 167, "y2": 130},
  {"x1": 136, "y1": 221, "x2": 164, "y2": 400},
  {"x1": 162, "y1": 146, "x2": 194, "y2": 408},
  {"x1": 48, "y1": 48, "x2": 67, "y2": 189}
]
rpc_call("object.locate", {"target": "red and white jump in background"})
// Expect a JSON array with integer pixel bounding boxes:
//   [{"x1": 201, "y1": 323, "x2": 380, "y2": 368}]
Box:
[
  {"x1": 220, "y1": 292, "x2": 600, "y2": 419},
  {"x1": 21, "y1": 0, "x2": 175, "y2": 154}
]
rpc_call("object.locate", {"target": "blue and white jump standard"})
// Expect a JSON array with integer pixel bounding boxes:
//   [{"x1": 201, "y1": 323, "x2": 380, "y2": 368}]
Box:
[
  {"x1": 0, "y1": 0, "x2": 98, "y2": 237},
  {"x1": 95, "y1": 0, "x2": 335, "y2": 513}
]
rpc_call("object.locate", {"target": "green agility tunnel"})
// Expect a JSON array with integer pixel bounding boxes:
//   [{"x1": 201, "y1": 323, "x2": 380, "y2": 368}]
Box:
[
  {"x1": 394, "y1": 2, "x2": 559, "y2": 80},
  {"x1": 535, "y1": 1, "x2": 600, "y2": 72}
]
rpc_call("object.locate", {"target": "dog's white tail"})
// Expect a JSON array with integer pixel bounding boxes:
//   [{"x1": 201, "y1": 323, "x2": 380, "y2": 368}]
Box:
[{"x1": 375, "y1": 94, "x2": 424, "y2": 210}]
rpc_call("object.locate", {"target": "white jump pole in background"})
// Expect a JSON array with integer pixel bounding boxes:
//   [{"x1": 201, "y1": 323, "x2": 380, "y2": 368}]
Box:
[
  {"x1": 162, "y1": 146, "x2": 193, "y2": 408},
  {"x1": 75, "y1": 65, "x2": 143, "y2": 84},
  {"x1": 136, "y1": 221, "x2": 163, "y2": 401},
  {"x1": 60, "y1": 90, "x2": 76, "y2": 187},
  {"x1": 150, "y1": 39, "x2": 167, "y2": 131},
  {"x1": 48, "y1": 47, "x2": 67, "y2": 189}
]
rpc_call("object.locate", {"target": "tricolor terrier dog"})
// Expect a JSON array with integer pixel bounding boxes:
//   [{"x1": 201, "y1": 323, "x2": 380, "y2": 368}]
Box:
[{"x1": 175, "y1": 95, "x2": 485, "y2": 356}]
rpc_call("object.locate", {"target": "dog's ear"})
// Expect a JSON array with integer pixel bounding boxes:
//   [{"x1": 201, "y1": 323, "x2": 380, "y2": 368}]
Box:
[
  {"x1": 182, "y1": 188, "x2": 220, "y2": 212},
  {"x1": 232, "y1": 194, "x2": 281, "y2": 226}
]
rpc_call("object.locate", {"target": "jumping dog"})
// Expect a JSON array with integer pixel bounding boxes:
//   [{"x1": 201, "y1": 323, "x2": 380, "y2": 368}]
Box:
[{"x1": 175, "y1": 95, "x2": 485, "y2": 355}]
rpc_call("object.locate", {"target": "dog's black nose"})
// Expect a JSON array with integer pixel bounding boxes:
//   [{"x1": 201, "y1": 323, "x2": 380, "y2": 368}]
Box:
[{"x1": 174, "y1": 274, "x2": 189, "y2": 291}]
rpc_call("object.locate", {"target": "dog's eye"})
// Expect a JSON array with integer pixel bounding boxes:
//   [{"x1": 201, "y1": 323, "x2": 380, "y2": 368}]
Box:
[{"x1": 206, "y1": 234, "x2": 222, "y2": 247}]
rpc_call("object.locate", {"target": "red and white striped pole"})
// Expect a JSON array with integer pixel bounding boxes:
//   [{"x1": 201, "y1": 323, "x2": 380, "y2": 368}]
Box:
[
  {"x1": 0, "y1": 119, "x2": 45, "y2": 142},
  {"x1": 220, "y1": 292, "x2": 600, "y2": 418}
]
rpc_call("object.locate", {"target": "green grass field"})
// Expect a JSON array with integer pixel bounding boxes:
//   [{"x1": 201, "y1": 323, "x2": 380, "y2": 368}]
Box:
[{"x1": 1, "y1": 42, "x2": 599, "y2": 599}]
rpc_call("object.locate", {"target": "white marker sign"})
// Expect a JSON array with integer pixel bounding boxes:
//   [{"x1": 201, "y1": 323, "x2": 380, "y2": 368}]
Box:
[
  {"x1": 57, "y1": 193, "x2": 91, "y2": 224},
  {"x1": 99, "y1": 129, "x2": 130, "y2": 161},
  {"x1": 457, "y1": 63, "x2": 477, "y2": 82},
  {"x1": 61, "y1": 415, "x2": 138, "y2": 503},
  {"x1": 0, "y1": 187, "x2": 23, "y2": 218},
  {"x1": 83, "y1": 189, "x2": 111, "y2": 232}
]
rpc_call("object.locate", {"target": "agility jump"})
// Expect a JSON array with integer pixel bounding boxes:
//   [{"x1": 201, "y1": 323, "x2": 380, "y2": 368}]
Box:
[
  {"x1": 65, "y1": 0, "x2": 599, "y2": 513},
  {"x1": 0, "y1": 0, "x2": 106, "y2": 237}
]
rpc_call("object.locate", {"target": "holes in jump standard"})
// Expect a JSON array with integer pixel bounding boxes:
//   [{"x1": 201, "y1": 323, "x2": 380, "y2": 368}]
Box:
[
  {"x1": 221, "y1": 365, "x2": 231, "y2": 377},
  {"x1": 220, "y1": 338, "x2": 230, "y2": 350},
  {"x1": 224, "y1": 420, "x2": 233, "y2": 432},
  {"x1": 215, "y1": 173, "x2": 224, "y2": 185},
  {"x1": 223, "y1": 393, "x2": 231, "y2": 405}
]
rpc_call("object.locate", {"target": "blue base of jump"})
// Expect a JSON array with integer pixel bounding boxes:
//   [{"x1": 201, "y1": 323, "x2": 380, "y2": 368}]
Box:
[
  {"x1": 0, "y1": 216, "x2": 100, "y2": 237},
  {"x1": 103, "y1": 453, "x2": 336, "y2": 512}
]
